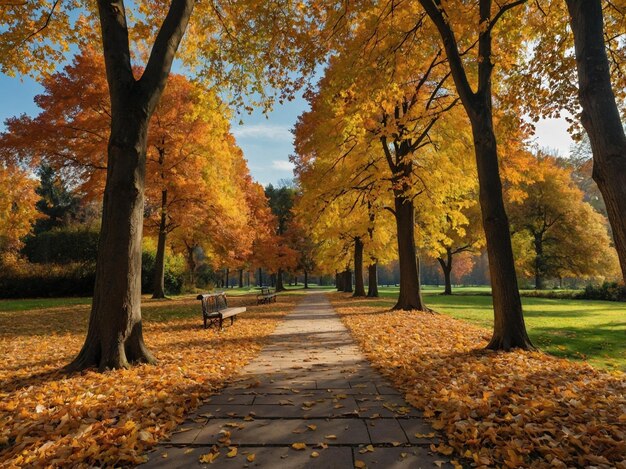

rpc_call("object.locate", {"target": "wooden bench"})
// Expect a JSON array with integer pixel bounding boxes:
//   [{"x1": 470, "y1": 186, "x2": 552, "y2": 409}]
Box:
[
  {"x1": 197, "y1": 292, "x2": 246, "y2": 329},
  {"x1": 256, "y1": 286, "x2": 277, "y2": 305}
]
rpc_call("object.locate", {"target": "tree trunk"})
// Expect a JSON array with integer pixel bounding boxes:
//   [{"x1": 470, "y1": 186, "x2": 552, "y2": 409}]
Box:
[
  {"x1": 304, "y1": 270, "x2": 309, "y2": 289},
  {"x1": 367, "y1": 263, "x2": 379, "y2": 297},
  {"x1": 418, "y1": 0, "x2": 532, "y2": 351},
  {"x1": 276, "y1": 269, "x2": 285, "y2": 291},
  {"x1": 186, "y1": 244, "x2": 196, "y2": 286},
  {"x1": 393, "y1": 195, "x2": 426, "y2": 310},
  {"x1": 533, "y1": 234, "x2": 545, "y2": 290},
  {"x1": 343, "y1": 269, "x2": 353, "y2": 293},
  {"x1": 336, "y1": 271, "x2": 344, "y2": 291},
  {"x1": 225, "y1": 268, "x2": 229, "y2": 289},
  {"x1": 152, "y1": 189, "x2": 168, "y2": 299},
  {"x1": 258, "y1": 267, "x2": 263, "y2": 287},
  {"x1": 471, "y1": 109, "x2": 532, "y2": 350},
  {"x1": 567, "y1": 0, "x2": 626, "y2": 283},
  {"x1": 437, "y1": 248, "x2": 453, "y2": 295},
  {"x1": 353, "y1": 237, "x2": 366, "y2": 297},
  {"x1": 67, "y1": 114, "x2": 156, "y2": 371},
  {"x1": 238, "y1": 269, "x2": 243, "y2": 288},
  {"x1": 66, "y1": 0, "x2": 195, "y2": 372}
]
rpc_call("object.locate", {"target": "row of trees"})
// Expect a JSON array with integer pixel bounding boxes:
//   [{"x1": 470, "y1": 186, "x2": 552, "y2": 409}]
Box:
[
  {"x1": 291, "y1": 0, "x2": 625, "y2": 352},
  {"x1": 1, "y1": 0, "x2": 624, "y2": 369}
]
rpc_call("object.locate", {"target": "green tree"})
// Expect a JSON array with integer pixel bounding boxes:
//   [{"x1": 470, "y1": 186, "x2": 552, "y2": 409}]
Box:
[{"x1": 33, "y1": 164, "x2": 80, "y2": 234}]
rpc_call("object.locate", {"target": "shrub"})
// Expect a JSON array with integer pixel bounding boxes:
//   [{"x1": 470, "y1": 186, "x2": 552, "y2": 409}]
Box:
[
  {"x1": 0, "y1": 261, "x2": 96, "y2": 298},
  {"x1": 578, "y1": 282, "x2": 626, "y2": 302},
  {"x1": 22, "y1": 226, "x2": 99, "y2": 264},
  {"x1": 141, "y1": 249, "x2": 186, "y2": 295}
]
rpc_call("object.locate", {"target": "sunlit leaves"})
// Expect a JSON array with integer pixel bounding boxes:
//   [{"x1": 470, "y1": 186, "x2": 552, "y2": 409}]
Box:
[
  {"x1": 0, "y1": 296, "x2": 294, "y2": 467},
  {"x1": 333, "y1": 296, "x2": 626, "y2": 468}
]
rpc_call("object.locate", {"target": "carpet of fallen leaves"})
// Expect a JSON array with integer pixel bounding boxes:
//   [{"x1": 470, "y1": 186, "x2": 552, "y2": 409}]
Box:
[
  {"x1": 331, "y1": 294, "x2": 626, "y2": 469},
  {"x1": 0, "y1": 294, "x2": 294, "y2": 468}
]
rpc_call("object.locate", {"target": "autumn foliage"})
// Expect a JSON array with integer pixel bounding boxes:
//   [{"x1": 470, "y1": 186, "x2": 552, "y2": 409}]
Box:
[
  {"x1": 331, "y1": 294, "x2": 626, "y2": 468},
  {"x1": 0, "y1": 295, "x2": 294, "y2": 467}
]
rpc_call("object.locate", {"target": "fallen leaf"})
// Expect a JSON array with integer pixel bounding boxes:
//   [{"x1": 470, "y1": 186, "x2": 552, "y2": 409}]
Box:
[
  {"x1": 199, "y1": 452, "x2": 219, "y2": 464},
  {"x1": 226, "y1": 447, "x2": 237, "y2": 458},
  {"x1": 291, "y1": 442, "x2": 307, "y2": 450}
]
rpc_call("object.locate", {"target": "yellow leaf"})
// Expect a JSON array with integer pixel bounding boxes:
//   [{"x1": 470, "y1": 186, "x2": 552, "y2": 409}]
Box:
[
  {"x1": 292, "y1": 442, "x2": 307, "y2": 450},
  {"x1": 246, "y1": 454, "x2": 255, "y2": 462},
  {"x1": 324, "y1": 434, "x2": 337, "y2": 439},
  {"x1": 311, "y1": 451, "x2": 320, "y2": 458},
  {"x1": 355, "y1": 460, "x2": 367, "y2": 468},
  {"x1": 307, "y1": 424, "x2": 317, "y2": 431},
  {"x1": 226, "y1": 447, "x2": 237, "y2": 458},
  {"x1": 199, "y1": 452, "x2": 219, "y2": 463}
]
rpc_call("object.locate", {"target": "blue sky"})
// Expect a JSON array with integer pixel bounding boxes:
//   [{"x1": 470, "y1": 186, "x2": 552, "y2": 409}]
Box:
[{"x1": 0, "y1": 72, "x2": 574, "y2": 187}]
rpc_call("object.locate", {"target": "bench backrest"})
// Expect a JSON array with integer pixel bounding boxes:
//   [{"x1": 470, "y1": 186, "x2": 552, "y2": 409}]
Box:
[
  {"x1": 196, "y1": 292, "x2": 228, "y2": 314},
  {"x1": 260, "y1": 287, "x2": 272, "y2": 295}
]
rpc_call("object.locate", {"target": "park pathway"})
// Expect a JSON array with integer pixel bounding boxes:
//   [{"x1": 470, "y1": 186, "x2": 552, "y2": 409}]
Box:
[{"x1": 144, "y1": 292, "x2": 449, "y2": 468}]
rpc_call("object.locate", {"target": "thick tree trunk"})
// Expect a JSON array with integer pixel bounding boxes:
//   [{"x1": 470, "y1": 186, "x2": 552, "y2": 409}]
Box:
[
  {"x1": 258, "y1": 267, "x2": 263, "y2": 287},
  {"x1": 304, "y1": 270, "x2": 309, "y2": 289},
  {"x1": 67, "y1": 115, "x2": 156, "y2": 371},
  {"x1": 367, "y1": 263, "x2": 379, "y2": 297},
  {"x1": 471, "y1": 111, "x2": 532, "y2": 350},
  {"x1": 343, "y1": 269, "x2": 353, "y2": 293},
  {"x1": 393, "y1": 195, "x2": 426, "y2": 311},
  {"x1": 238, "y1": 269, "x2": 243, "y2": 288},
  {"x1": 353, "y1": 237, "x2": 366, "y2": 297},
  {"x1": 276, "y1": 269, "x2": 285, "y2": 291},
  {"x1": 567, "y1": 0, "x2": 626, "y2": 283},
  {"x1": 152, "y1": 189, "x2": 168, "y2": 299},
  {"x1": 437, "y1": 249, "x2": 453, "y2": 295}
]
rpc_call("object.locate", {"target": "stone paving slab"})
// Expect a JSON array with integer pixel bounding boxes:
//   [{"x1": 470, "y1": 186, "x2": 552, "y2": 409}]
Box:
[{"x1": 143, "y1": 292, "x2": 450, "y2": 468}]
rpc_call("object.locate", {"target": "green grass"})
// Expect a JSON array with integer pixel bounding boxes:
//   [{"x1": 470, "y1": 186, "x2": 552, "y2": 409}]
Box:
[
  {"x1": 0, "y1": 297, "x2": 92, "y2": 312},
  {"x1": 375, "y1": 286, "x2": 625, "y2": 371}
]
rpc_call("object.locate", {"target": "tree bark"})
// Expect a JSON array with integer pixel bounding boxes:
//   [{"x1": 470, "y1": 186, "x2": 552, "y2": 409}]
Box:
[
  {"x1": 367, "y1": 263, "x2": 379, "y2": 297},
  {"x1": 225, "y1": 268, "x2": 229, "y2": 289},
  {"x1": 393, "y1": 195, "x2": 426, "y2": 310},
  {"x1": 353, "y1": 237, "x2": 366, "y2": 297},
  {"x1": 533, "y1": 234, "x2": 545, "y2": 290},
  {"x1": 152, "y1": 188, "x2": 168, "y2": 299},
  {"x1": 567, "y1": 0, "x2": 626, "y2": 283},
  {"x1": 185, "y1": 243, "x2": 196, "y2": 286},
  {"x1": 66, "y1": 0, "x2": 195, "y2": 371},
  {"x1": 471, "y1": 111, "x2": 532, "y2": 349},
  {"x1": 419, "y1": 0, "x2": 532, "y2": 350},
  {"x1": 343, "y1": 269, "x2": 353, "y2": 293},
  {"x1": 67, "y1": 112, "x2": 155, "y2": 371},
  {"x1": 238, "y1": 269, "x2": 244, "y2": 288},
  {"x1": 276, "y1": 269, "x2": 285, "y2": 291},
  {"x1": 304, "y1": 270, "x2": 309, "y2": 289},
  {"x1": 336, "y1": 271, "x2": 344, "y2": 291},
  {"x1": 437, "y1": 248, "x2": 453, "y2": 295},
  {"x1": 258, "y1": 267, "x2": 263, "y2": 287}
]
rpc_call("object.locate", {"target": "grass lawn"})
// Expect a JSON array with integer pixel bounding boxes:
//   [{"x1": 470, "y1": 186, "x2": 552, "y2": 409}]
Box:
[{"x1": 374, "y1": 286, "x2": 625, "y2": 371}]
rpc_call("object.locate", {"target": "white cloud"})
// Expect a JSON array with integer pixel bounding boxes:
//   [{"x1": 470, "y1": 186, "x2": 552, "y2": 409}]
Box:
[
  {"x1": 271, "y1": 160, "x2": 295, "y2": 171},
  {"x1": 232, "y1": 123, "x2": 292, "y2": 142}
]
